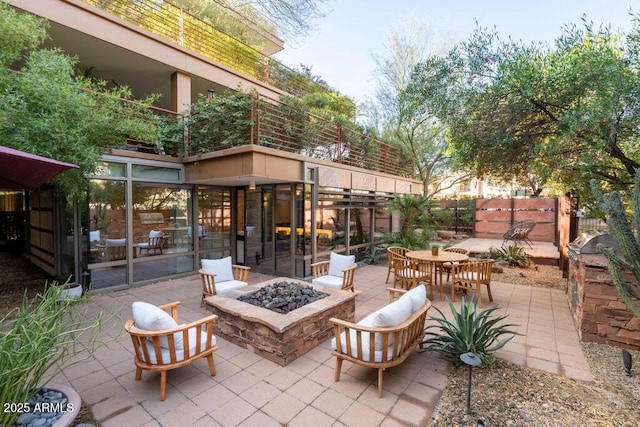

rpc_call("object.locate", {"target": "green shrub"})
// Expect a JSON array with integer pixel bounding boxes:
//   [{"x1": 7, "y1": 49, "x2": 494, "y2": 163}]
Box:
[
  {"x1": 0, "y1": 280, "x2": 108, "y2": 426},
  {"x1": 422, "y1": 296, "x2": 519, "y2": 365},
  {"x1": 495, "y1": 244, "x2": 530, "y2": 267},
  {"x1": 359, "y1": 245, "x2": 385, "y2": 264},
  {"x1": 384, "y1": 230, "x2": 429, "y2": 250}
]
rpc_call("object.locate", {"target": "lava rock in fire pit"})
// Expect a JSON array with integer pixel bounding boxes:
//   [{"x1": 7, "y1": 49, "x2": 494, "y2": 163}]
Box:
[{"x1": 238, "y1": 281, "x2": 329, "y2": 314}]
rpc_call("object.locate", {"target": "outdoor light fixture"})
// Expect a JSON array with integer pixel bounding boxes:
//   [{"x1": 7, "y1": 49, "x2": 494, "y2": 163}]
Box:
[
  {"x1": 622, "y1": 349, "x2": 633, "y2": 376},
  {"x1": 460, "y1": 352, "x2": 482, "y2": 414},
  {"x1": 249, "y1": 180, "x2": 256, "y2": 190}
]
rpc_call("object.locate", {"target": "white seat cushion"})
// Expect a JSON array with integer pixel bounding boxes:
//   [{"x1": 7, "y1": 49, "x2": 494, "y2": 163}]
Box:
[
  {"x1": 132, "y1": 301, "x2": 181, "y2": 348},
  {"x1": 215, "y1": 279, "x2": 248, "y2": 294},
  {"x1": 312, "y1": 275, "x2": 344, "y2": 289},
  {"x1": 331, "y1": 296, "x2": 413, "y2": 353},
  {"x1": 331, "y1": 312, "x2": 394, "y2": 362},
  {"x1": 456, "y1": 272, "x2": 479, "y2": 282},
  {"x1": 140, "y1": 328, "x2": 216, "y2": 365},
  {"x1": 201, "y1": 256, "x2": 234, "y2": 282},
  {"x1": 329, "y1": 252, "x2": 355, "y2": 277},
  {"x1": 331, "y1": 331, "x2": 397, "y2": 363},
  {"x1": 396, "y1": 267, "x2": 423, "y2": 279}
]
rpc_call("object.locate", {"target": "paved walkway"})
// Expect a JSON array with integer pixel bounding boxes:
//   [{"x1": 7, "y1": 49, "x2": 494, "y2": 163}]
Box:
[
  {"x1": 449, "y1": 238, "x2": 560, "y2": 263},
  {"x1": 56, "y1": 264, "x2": 591, "y2": 427}
]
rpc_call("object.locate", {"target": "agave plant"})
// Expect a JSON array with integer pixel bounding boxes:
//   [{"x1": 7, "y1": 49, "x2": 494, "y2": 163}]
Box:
[
  {"x1": 495, "y1": 243, "x2": 530, "y2": 267},
  {"x1": 422, "y1": 296, "x2": 519, "y2": 365}
]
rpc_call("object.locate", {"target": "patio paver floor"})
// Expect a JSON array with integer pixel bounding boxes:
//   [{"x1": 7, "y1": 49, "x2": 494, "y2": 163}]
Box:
[{"x1": 55, "y1": 263, "x2": 592, "y2": 427}]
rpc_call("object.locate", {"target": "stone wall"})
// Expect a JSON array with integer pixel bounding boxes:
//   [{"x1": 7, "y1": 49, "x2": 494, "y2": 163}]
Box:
[
  {"x1": 568, "y1": 251, "x2": 640, "y2": 350},
  {"x1": 206, "y1": 279, "x2": 358, "y2": 366}
]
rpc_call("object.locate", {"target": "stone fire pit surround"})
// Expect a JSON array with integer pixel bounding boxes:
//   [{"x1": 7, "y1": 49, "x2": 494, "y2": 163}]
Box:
[
  {"x1": 205, "y1": 277, "x2": 359, "y2": 365},
  {"x1": 237, "y1": 280, "x2": 329, "y2": 314}
]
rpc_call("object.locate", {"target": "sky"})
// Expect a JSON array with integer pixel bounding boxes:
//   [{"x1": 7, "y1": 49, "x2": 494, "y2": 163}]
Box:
[{"x1": 273, "y1": 0, "x2": 639, "y2": 102}]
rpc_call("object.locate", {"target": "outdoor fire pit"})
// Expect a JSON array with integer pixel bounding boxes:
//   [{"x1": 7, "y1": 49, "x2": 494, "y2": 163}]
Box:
[
  {"x1": 205, "y1": 277, "x2": 358, "y2": 365},
  {"x1": 237, "y1": 280, "x2": 329, "y2": 314}
]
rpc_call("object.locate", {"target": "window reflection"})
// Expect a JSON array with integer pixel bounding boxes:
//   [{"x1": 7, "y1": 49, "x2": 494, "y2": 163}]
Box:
[
  {"x1": 132, "y1": 183, "x2": 191, "y2": 256},
  {"x1": 88, "y1": 179, "x2": 126, "y2": 264},
  {"x1": 198, "y1": 188, "x2": 231, "y2": 254}
]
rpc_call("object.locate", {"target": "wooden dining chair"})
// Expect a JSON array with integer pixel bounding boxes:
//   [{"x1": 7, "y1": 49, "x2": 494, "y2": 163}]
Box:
[
  {"x1": 392, "y1": 256, "x2": 433, "y2": 298},
  {"x1": 137, "y1": 230, "x2": 165, "y2": 256},
  {"x1": 450, "y1": 259, "x2": 494, "y2": 307},
  {"x1": 440, "y1": 247, "x2": 471, "y2": 282},
  {"x1": 385, "y1": 246, "x2": 408, "y2": 284}
]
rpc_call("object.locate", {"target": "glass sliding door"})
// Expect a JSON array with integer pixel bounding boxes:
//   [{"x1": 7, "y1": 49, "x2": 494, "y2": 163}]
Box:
[
  {"x1": 245, "y1": 186, "x2": 275, "y2": 274},
  {"x1": 131, "y1": 183, "x2": 193, "y2": 283},
  {"x1": 245, "y1": 187, "x2": 267, "y2": 271},
  {"x1": 274, "y1": 185, "x2": 293, "y2": 276},
  {"x1": 86, "y1": 178, "x2": 127, "y2": 290},
  {"x1": 198, "y1": 187, "x2": 231, "y2": 261},
  {"x1": 244, "y1": 185, "x2": 295, "y2": 276}
]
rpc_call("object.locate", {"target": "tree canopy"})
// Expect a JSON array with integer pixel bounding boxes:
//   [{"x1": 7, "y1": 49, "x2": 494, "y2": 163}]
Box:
[
  {"x1": 406, "y1": 16, "x2": 640, "y2": 202},
  {"x1": 0, "y1": 2, "x2": 160, "y2": 196},
  {"x1": 221, "y1": 0, "x2": 329, "y2": 44},
  {"x1": 362, "y1": 22, "x2": 464, "y2": 198}
]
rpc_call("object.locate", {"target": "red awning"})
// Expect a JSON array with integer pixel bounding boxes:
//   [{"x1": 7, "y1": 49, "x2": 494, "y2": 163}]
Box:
[{"x1": 0, "y1": 145, "x2": 79, "y2": 189}]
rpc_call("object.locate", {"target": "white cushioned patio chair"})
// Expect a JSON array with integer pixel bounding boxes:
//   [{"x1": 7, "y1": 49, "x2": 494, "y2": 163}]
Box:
[
  {"x1": 137, "y1": 230, "x2": 165, "y2": 256},
  {"x1": 450, "y1": 259, "x2": 494, "y2": 307},
  {"x1": 125, "y1": 301, "x2": 218, "y2": 401},
  {"x1": 311, "y1": 252, "x2": 357, "y2": 291},
  {"x1": 199, "y1": 256, "x2": 250, "y2": 306}
]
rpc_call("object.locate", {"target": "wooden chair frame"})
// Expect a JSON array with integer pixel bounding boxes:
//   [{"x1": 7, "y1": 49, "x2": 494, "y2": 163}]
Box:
[
  {"x1": 310, "y1": 260, "x2": 357, "y2": 291},
  {"x1": 331, "y1": 288, "x2": 432, "y2": 397},
  {"x1": 124, "y1": 301, "x2": 218, "y2": 401},
  {"x1": 450, "y1": 259, "x2": 494, "y2": 307},
  {"x1": 199, "y1": 264, "x2": 251, "y2": 306},
  {"x1": 385, "y1": 246, "x2": 408, "y2": 284},
  {"x1": 106, "y1": 245, "x2": 126, "y2": 261},
  {"x1": 138, "y1": 235, "x2": 164, "y2": 256},
  {"x1": 392, "y1": 257, "x2": 433, "y2": 297},
  {"x1": 440, "y1": 247, "x2": 471, "y2": 282}
]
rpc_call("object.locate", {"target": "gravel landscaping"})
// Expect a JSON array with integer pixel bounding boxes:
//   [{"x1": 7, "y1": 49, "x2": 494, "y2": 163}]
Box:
[{"x1": 429, "y1": 263, "x2": 640, "y2": 427}]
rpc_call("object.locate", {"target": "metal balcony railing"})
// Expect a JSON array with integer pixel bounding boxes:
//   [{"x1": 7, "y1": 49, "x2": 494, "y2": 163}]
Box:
[
  {"x1": 182, "y1": 94, "x2": 406, "y2": 176},
  {"x1": 100, "y1": 90, "x2": 405, "y2": 176},
  {"x1": 82, "y1": 0, "x2": 325, "y2": 97}
]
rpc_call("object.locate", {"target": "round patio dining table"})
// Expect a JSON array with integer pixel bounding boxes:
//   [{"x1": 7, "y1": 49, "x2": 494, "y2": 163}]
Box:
[{"x1": 406, "y1": 250, "x2": 469, "y2": 300}]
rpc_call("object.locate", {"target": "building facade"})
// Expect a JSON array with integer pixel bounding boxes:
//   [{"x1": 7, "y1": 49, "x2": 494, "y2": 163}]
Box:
[{"x1": 7, "y1": 0, "x2": 420, "y2": 292}]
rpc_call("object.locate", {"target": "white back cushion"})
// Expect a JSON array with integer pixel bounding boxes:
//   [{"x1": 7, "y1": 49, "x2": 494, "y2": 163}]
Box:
[
  {"x1": 132, "y1": 301, "x2": 181, "y2": 348},
  {"x1": 89, "y1": 230, "x2": 100, "y2": 241},
  {"x1": 329, "y1": 252, "x2": 355, "y2": 277},
  {"x1": 371, "y1": 296, "x2": 413, "y2": 328},
  {"x1": 106, "y1": 238, "x2": 126, "y2": 247},
  {"x1": 399, "y1": 284, "x2": 427, "y2": 313},
  {"x1": 149, "y1": 230, "x2": 164, "y2": 238},
  {"x1": 201, "y1": 256, "x2": 234, "y2": 282}
]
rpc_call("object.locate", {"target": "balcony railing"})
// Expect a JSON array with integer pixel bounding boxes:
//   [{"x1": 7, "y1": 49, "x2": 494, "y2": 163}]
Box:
[
  {"x1": 181, "y1": 94, "x2": 406, "y2": 176},
  {"x1": 82, "y1": 0, "x2": 325, "y2": 97},
  {"x1": 101, "y1": 90, "x2": 405, "y2": 176}
]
